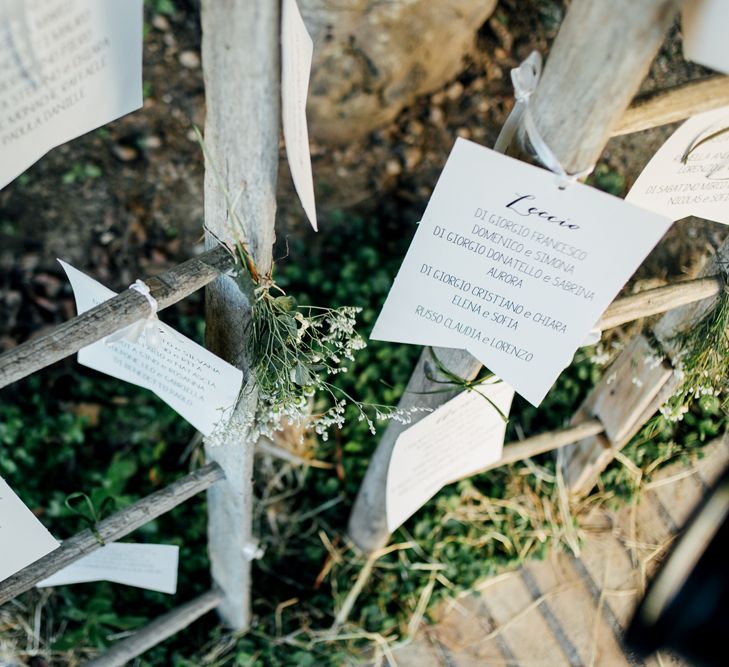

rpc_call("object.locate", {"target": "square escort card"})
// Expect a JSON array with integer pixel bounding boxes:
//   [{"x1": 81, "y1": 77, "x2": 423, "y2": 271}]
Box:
[
  {"x1": 59, "y1": 261, "x2": 243, "y2": 437},
  {"x1": 371, "y1": 138, "x2": 672, "y2": 406},
  {"x1": 0, "y1": 0, "x2": 143, "y2": 190},
  {"x1": 281, "y1": 0, "x2": 317, "y2": 230},
  {"x1": 626, "y1": 105, "x2": 729, "y2": 225},
  {"x1": 0, "y1": 476, "x2": 59, "y2": 582},
  {"x1": 37, "y1": 542, "x2": 179, "y2": 594},
  {"x1": 386, "y1": 383, "x2": 514, "y2": 533}
]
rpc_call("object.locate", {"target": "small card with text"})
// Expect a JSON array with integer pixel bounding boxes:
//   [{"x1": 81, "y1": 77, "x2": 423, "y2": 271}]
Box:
[
  {"x1": 0, "y1": 476, "x2": 59, "y2": 583},
  {"x1": 626, "y1": 105, "x2": 729, "y2": 225},
  {"x1": 281, "y1": 0, "x2": 317, "y2": 230},
  {"x1": 386, "y1": 383, "x2": 514, "y2": 532},
  {"x1": 371, "y1": 138, "x2": 672, "y2": 406},
  {"x1": 0, "y1": 0, "x2": 143, "y2": 190},
  {"x1": 59, "y1": 261, "x2": 243, "y2": 436},
  {"x1": 37, "y1": 542, "x2": 179, "y2": 594}
]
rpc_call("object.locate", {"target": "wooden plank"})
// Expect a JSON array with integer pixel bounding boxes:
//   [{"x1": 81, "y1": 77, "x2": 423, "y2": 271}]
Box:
[
  {"x1": 578, "y1": 519, "x2": 644, "y2": 629},
  {"x1": 478, "y1": 570, "x2": 571, "y2": 666},
  {"x1": 0, "y1": 246, "x2": 234, "y2": 389},
  {"x1": 522, "y1": 557, "x2": 633, "y2": 667},
  {"x1": 612, "y1": 492, "x2": 676, "y2": 591},
  {"x1": 588, "y1": 336, "x2": 673, "y2": 445},
  {"x1": 613, "y1": 76, "x2": 729, "y2": 136},
  {"x1": 563, "y1": 335, "x2": 675, "y2": 494},
  {"x1": 347, "y1": 0, "x2": 681, "y2": 555},
  {"x1": 648, "y1": 464, "x2": 705, "y2": 530},
  {"x1": 0, "y1": 463, "x2": 224, "y2": 605},
  {"x1": 428, "y1": 591, "x2": 512, "y2": 666},
  {"x1": 386, "y1": 638, "x2": 443, "y2": 667},
  {"x1": 200, "y1": 0, "x2": 280, "y2": 631},
  {"x1": 83, "y1": 589, "x2": 223, "y2": 667}
]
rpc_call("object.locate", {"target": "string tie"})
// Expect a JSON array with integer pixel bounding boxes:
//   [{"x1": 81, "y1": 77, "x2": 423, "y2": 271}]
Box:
[
  {"x1": 105, "y1": 280, "x2": 161, "y2": 348},
  {"x1": 494, "y1": 51, "x2": 594, "y2": 188}
]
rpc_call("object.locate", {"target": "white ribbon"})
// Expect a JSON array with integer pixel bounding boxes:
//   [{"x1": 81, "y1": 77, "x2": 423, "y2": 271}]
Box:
[
  {"x1": 105, "y1": 280, "x2": 161, "y2": 348},
  {"x1": 494, "y1": 51, "x2": 594, "y2": 188},
  {"x1": 242, "y1": 539, "x2": 265, "y2": 561}
]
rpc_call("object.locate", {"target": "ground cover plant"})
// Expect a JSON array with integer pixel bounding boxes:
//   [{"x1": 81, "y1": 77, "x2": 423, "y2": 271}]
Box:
[
  {"x1": 1, "y1": 210, "x2": 725, "y2": 666},
  {"x1": 1, "y1": 1, "x2": 727, "y2": 665}
]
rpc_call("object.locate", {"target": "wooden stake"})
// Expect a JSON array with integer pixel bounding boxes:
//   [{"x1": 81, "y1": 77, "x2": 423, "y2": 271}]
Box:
[
  {"x1": 200, "y1": 0, "x2": 279, "y2": 631},
  {"x1": 347, "y1": 0, "x2": 682, "y2": 555},
  {"x1": 83, "y1": 589, "x2": 223, "y2": 667}
]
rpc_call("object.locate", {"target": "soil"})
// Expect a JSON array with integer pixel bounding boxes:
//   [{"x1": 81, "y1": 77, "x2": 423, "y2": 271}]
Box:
[{"x1": 0, "y1": 0, "x2": 726, "y2": 352}]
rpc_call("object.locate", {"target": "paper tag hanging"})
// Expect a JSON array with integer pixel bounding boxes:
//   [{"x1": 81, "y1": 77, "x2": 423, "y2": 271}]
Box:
[
  {"x1": 281, "y1": 0, "x2": 318, "y2": 230},
  {"x1": 0, "y1": 0, "x2": 144, "y2": 190},
  {"x1": 59, "y1": 261, "x2": 243, "y2": 437},
  {"x1": 0, "y1": 476, "x2": 59, "y2": 583},
  {"x1": 626, "y1": 105, "x2": 729, "y2": 225},
  {"x1": 371, "y1": 138, "x2": 672, "y2": 406},
  {"x1": 37, "y1": 542, "x2": 179, "y2": 594},
  {"x1": 682, "y1": 0, "x2": 729, "y2": 74},
  {"x1": 386, "y1": 383, "x2": 514, "y2": 533}
]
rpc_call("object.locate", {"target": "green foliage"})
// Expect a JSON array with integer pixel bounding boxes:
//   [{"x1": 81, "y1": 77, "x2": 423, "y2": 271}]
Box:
[
  {"x1": 588, "y1": 163, "x2": 626, "y2": 197},
  {"x1": 146, "y1": 0, "x2": 177, "y2": 17},
  {"x1": 661, "y1": 284, "x2": 729, "y2": 420},
  {"x1": 600, "y1": 394, "x2": 728, "y2": 503},
  {"x1": 1, "y1": 212, "x2": 725, "y2": 665},
  {"x1": 61, "y1": 162, "x2": 102, "y2": 185}
]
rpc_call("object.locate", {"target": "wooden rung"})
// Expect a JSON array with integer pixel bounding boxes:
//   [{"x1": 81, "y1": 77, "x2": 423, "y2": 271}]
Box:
[
  {"x1": 598, "y1": 276, "x2": 721, "y2": 331},
  {"x1": 0, "y1": 463, "x2": 224, "y2": 605},
  {"x1": 0, "y1": 243, "x2": 717, "y2": 395},
  {"x1": 0, "y1": 245, "x2": 235, "y2": 389},
  {"x1": 468, "y1": 419, "x2": 605, "y2": 478},
  {"x1": 83, "y1": 588, "x2": 224, "y2": 667},
  {"x1": 613, "y1": 75, "x2": 729, "y2": 136}
]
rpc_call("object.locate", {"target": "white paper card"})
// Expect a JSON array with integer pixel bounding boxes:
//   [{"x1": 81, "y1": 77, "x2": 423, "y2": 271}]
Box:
[
  {"x1": 386, "y1": 383, "x2": 514, "y2": 532},
  {"x1": 37, "y1": 542, "x2": 179, "y2": 594},
  {"x1": 372, "y1": 139, "x2": 672, "y2": 406},
  {"x1": 281, "y1": 0, "x2": 318, "y2": 231},
  {"x1": 0, "y1": 0, "x2": 143, "y2": 190},
  {"x1": 58, "y1": 261, "x2": 243, "y2": 436},
  {"x1": 0, "y1": 476, "x2": 59, "y2": 582},
  {"x1": 682, "y1": 0, "x2": 729, "y2": 74},
  {"x1": 626, "y1": 105, "x2": 729, "y2": 225}
]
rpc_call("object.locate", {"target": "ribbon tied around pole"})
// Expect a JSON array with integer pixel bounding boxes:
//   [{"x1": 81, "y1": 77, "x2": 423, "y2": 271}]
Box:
[
  {"x1": 494, "y1": 51, "x2": 594, "y2": 188},
  {"x1": 105, "y1": 280, "x2": 162, "y2": 349}
]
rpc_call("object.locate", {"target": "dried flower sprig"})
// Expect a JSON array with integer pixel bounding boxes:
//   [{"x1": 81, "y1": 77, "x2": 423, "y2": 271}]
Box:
[{"x1": 195, "y1": 127, "x2": 420, "y2": 442}]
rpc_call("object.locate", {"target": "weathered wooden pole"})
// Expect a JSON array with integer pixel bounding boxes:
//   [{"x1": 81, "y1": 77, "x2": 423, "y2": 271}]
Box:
[
  {"x1": 200, "y1": 1, "x2": 279, "y2": 629},
  {"x1": 347, "y1": 0, "x2": 683, "y2": 555}
]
